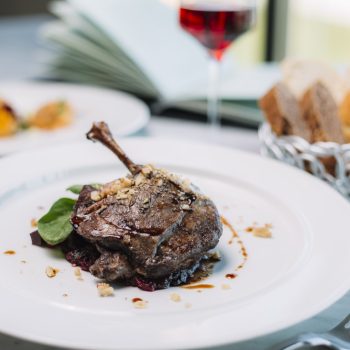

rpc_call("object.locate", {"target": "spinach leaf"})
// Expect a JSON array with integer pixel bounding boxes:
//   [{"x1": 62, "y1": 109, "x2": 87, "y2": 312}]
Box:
[
  {"x1": 66, "y1": 184, "x2": 84, "y2": 194},
  {"x1": 66, "y1": 183, "x2": 101, "y2": 195},
  {"x1": 37, "y1": 198, "x2": 76, "y2": 245}
]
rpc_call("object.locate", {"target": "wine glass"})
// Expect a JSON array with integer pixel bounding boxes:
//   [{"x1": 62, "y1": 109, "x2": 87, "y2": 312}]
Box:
[{"x1": 179, "y1": 0, "x2": 256, "y2": 130}]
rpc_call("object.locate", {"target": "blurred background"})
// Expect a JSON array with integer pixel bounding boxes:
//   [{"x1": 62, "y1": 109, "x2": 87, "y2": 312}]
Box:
[
  {"x1": 1, "y1": 0, "x2": 350, "y2": 124},
  {"x1": 2, "y1": 0, "x2": 350, "y2": 69}
]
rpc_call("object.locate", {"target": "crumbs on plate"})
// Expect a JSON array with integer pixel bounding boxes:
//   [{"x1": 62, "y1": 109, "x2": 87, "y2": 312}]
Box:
[
  {"x1": 132, "y1": 298, "x2": 148, "y2": 309},
  {"x1": 74, "y1": 267, "x2": 83, "y2": 281},
  {"x1": 97, "y1": 282, "x2": 114, "y2": 297},
  {"x1": 45, "y1": 266, "x2": 59, "y2": 278},
  {"x1": 221, "y1": 284, "x2": 231, "y2": 290},
  {"x1": 30, "y1": 218, "x2": 38, "y2": 228},
  {"x1": 170, "y1": 293, "x2": 181, "y2": 302},
  {"x1": 245, "y1": 224, "x2": 273, "y2": 238}
]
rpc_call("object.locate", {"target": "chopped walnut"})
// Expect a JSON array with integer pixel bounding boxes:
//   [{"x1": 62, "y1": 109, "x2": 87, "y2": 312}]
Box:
[
  {"x1": 45, "y1": 266, "x2": 59, "y2": 278},
  {"x1": 97, "y1": 282, "x2": 114, "y2": 297},
  {"x1": 133, "y1": 299, "x2": 148, "y2": 309},
  {"x1": 90, "y1": 191, "x2": 101, "y2": 201},
  {"x1": 221, "y1": 284, "x2": 231, "y2": 290},
  {"x1": 135, "y1": 173, "x2": 146, "y2": 186},
  {"x1": 74, "y1": 267, "x2": 83, "y2": 280},
  {"x1": 246, "y1": 224, "x2": 272, "y2": 238},
  {"x1": 141, "y1": 164, "x2": 153, "y2": 176},
  {"x1": 30, "y1": 218, "x2": 38, "y2": 228},
  {"x1": 180, "y1": 204, "x2": 191, "y2": 211},
  {"x1": 170, "y1": 293, "x2": 181, "y2": 302}
]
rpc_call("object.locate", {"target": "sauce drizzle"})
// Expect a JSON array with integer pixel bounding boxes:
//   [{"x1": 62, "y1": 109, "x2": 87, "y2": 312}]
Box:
[
  {"x1": 182, "y1": 283, "x2": 215, "y2": 289},
  {"x1": 225, "y1": 273, "x2": 237, "y2": 279},
  {"x1": 132, "y1": 297, "x2": 143, "y2": 303},
  {"x1": 3, "y1": 250, "x2": 16, "y2": 255},
  {"x1": 221, "y1": 216, "x2": 248, "y2": 273}
]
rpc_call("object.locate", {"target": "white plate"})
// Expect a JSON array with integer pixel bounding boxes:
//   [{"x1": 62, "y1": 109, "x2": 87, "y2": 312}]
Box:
[
  {"x1": 0, "y1": 81, "x2": 149, "y2": 155},
  {"x1": 0, "y1": 138, "x2": 350, "y2": 350}
]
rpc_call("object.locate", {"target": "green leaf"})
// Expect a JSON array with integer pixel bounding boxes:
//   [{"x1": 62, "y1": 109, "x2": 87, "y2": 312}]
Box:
[
  {"x1": 66, "y1": 184, "x2": 84, "y2": 194},
  {"x1": 38, "y1": 198, "x2": 76, "y2": 245},
  {"x1": 66, "y1": 183, "x2": 102, "y2": 195}
]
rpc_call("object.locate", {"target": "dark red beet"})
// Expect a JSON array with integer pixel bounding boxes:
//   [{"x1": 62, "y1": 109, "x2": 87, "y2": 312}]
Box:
[
  {"x1": 134, "y1": 277, "x2": 156, "y2": 292},
  {"x1": 60, "y1": 232, "x2": 100, "y2": 271},
  {"x1": 30, "y1": 230, "x2": 55, "y2": 248}
]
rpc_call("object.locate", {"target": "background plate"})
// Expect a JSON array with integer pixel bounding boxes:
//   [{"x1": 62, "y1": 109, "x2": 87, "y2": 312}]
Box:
[
  {"x1": 0, "y1": 81, "x2": 149, "y2": 155},
  {"x1": 0, "y1": 139, "x2": 350, "y2": 350}
]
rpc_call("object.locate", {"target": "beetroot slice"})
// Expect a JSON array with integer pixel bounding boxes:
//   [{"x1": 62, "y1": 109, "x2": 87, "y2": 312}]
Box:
[
  {"x1": 60, "y1": 232, "x2": 100, "y2": 271},
  {"x1": 30, "y1": 230, "x2": 54, "y2": 248}
]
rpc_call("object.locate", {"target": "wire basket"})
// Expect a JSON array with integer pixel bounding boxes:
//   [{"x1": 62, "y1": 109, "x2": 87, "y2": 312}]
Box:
[{"x1": 258, "y1": 123, "x2": 350, "y2": 198}]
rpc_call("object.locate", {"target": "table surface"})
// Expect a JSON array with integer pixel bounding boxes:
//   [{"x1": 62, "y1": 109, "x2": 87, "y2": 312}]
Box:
[{"x1": 0, "y1": 15, "x2": 349, "y2": 350}]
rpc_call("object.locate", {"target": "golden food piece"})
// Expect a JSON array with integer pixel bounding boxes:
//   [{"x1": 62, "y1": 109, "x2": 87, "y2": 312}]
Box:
[
  {"x1": 0, "y1": 100, "x2": 18, "y2": 137},
  {"x1": 339, "y1": 92, "x2": 350, "y2": 143},
  {"x1": 28, "y1": 101, "x2": 73, "y2": 130}
]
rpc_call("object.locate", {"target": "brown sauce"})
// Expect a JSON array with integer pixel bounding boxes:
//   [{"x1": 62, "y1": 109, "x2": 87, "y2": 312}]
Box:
[
  {"x1": 221, "y1": 215, "x2": 249, "y2": 274},
  {"x1": 3, "y1": 250, "x2": 16, "y2": 255},
  {"x1": 182, "y1": 283, "x2": 215, "y2": 289},
  {"x1": 221, "y1": 216, "x2": 239, "y2": 244},
  {"x1": 132, "y1": 297, "x2": 143, "y2": 303},
  {"x1": 225, "y1": 273, "x2": 237, "y2": 279}
]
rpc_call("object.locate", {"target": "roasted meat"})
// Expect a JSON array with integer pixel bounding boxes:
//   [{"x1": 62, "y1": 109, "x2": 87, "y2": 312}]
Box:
[{"x1": 71, "y1": 122, "x2": 222, "y2": 289}]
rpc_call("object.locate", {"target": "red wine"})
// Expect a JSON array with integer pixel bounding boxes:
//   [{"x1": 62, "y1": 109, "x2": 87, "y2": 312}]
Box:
[{"x1": 179, "y1": 5, "x2": 254, "y2": 60}]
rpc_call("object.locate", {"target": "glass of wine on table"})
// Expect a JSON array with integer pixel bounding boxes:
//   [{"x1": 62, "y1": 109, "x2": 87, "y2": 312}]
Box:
[{"x1": 179, "y1": 0, "x2": 256, "y2": 132}]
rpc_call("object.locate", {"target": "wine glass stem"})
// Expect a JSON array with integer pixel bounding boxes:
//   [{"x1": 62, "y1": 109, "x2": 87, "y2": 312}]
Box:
[{"x1": 208, "y1": 56, "x2": 221, "y2": 130}]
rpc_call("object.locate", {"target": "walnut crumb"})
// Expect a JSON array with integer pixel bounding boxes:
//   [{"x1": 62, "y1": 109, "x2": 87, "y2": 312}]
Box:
[
  {"x1": 45, "y1": 266, "x2": 59, "y2": 278},
  {"x1": 170, "y1": 293, "x2": 181, "y2": 302},
  {"x1": 246, "y1": 224, "x2": 272, "y2": 238},
  {"x1": 221, "y1": 284, "x2": 231, "y2": 290},
  {"x1": 30, "y1": 218, "x2": 38, "y2": 228},
  {"x1": 133, "y1": 300, "x2": 148, "y2": 309},
  {"x1": 97, "y1": 283, "x2": 114, "y2": 297},
  {"x1": 74, "y1": 267, "x2": 83, "y2": 280},
  {"x1": 90, "y1": 190, "x2": 101, "y2": 201},
  {"x1": 62, "y1": 293, "x2": 68, "y2": 297}
]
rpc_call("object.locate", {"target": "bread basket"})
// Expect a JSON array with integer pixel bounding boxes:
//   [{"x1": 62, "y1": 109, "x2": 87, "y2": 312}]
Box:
[{"x1": 258, "y1": 122, "x2": 350, "y2": 198}]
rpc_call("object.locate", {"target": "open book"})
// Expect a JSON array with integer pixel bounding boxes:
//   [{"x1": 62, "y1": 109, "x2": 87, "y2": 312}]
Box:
[{"x1": 41, "y1": 0, "x2": 279, "y2": 126}]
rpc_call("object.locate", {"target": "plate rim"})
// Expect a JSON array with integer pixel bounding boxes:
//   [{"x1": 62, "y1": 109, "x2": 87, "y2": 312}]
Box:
[
  {"x1": 1, "y1": 138, "x2": 350, "y2": 350},
  {"x1": 0, "y1": 80, "x2": 150, "y2": 154}
]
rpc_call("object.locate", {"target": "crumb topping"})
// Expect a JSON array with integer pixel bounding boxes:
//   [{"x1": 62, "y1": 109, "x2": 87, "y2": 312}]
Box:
[
  {"x1": 97, "y1": 282, "x2": 114, "y2": 297},
  {"x1": 90, "y1": 164, "x2": 197, "y2": 202}
]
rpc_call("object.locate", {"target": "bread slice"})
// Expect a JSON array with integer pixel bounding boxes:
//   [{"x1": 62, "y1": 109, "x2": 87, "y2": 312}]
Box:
[
  {"x1": 339, "y1": 91, "x2": 350, "y2": 142},
  {"x1": 282, "y1": 59, "x2": 347, "y2": 104},
  {"x1": 301, "y1": 82, "x2": 344, "y2": 143},
  {"x1": 259, "y1": 82, "x2": 311, "y2": 141}
]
